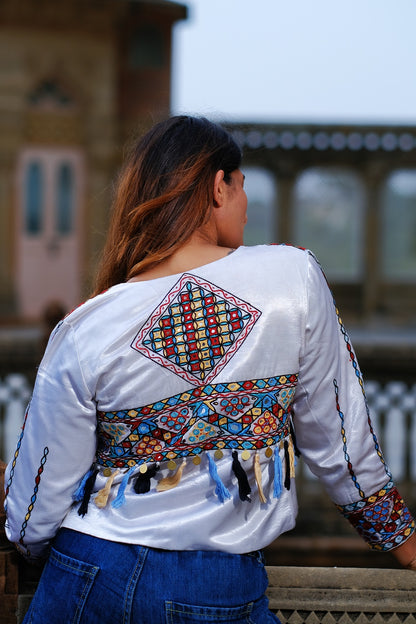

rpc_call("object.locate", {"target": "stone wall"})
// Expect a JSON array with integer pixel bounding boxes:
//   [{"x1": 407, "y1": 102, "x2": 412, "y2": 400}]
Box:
[{"x1": 267, "y1": 566, "x2": 416, "y2": 623}]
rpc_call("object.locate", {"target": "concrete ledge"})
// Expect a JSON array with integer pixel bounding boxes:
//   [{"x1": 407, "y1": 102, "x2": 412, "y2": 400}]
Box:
[
  {"x1": 2, "y1": 560, "x2": 416, "y2": 623},
  {"x1": 266, "y1": 566, "x2": 416, "y2": 623}
]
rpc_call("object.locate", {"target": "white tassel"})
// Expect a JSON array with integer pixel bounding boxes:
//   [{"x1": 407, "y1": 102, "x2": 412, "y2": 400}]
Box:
[
  {"x1": 254, "y1": 452, "x2": 267, "y2": 504},
  {"x1": 157, "y1": 459, "x2": 186, "y2": 492},
  {"x1": 94, "y1": 469, "x2": 120, "y2": 508}
]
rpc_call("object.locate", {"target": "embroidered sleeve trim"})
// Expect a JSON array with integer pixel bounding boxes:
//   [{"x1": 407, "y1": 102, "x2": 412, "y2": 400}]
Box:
[
  {"x1": 336, "y1": 480, "x2": 415, "y2": 551},
  {"x1": 333, "y1": 301, "x2": 390, "y2": 478},
  {"x1": 5, "y1": 402, "x2": 30, "y2": 499},
  {"x1": 18, "y1": 447, "x2": 49, "y2": 547}
]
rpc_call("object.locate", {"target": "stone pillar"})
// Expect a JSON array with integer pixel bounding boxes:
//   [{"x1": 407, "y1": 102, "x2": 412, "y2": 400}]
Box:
[{"x1": 268, "y1": 159, "x2": 297, "y2": 245}]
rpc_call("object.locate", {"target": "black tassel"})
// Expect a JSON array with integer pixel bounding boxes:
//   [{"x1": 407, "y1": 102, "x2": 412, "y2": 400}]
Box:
[
  {"x1": 232, "y1": 451, "x2": 251, "y2": 502},
  {"x1": 289, "y1": 420, "x2": 301, "y2": 457},
  {"x1": 77, "y1": 468, "x2": 99, "y2": 517},
  {"x1": 133, "y1": 464, "x2": 160, "y2": 494},
  {"x1": 283, "y1": 441, "x2": 291, "y2": 491}
]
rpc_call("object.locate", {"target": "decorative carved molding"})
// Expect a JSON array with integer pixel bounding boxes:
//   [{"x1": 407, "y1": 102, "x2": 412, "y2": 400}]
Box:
[{"x1": 267, "y1": 566, "x2": 416, "y2": 623}]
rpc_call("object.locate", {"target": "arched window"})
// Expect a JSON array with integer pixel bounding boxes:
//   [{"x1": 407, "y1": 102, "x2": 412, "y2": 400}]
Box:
[
  {"x1": 381, "y1": 169, "x2": 416, "y2": 281},
  {"x1": 25, "y1": 161, "x2": 43, "y2": 234},
  {"x1": 56, "y1": 163, "x2": 74, "y2": 235},
  {"x1": 243, "y1": 167, "x2": 277, "y2": 245},
  {"x1": 292, "y1": 167, "x2": 365, "y2": 281}
]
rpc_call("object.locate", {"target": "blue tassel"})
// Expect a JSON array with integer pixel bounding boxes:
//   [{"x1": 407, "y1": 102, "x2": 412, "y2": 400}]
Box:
[
  {"x1": 273, "y1": 448, "x2": 283, "y2": 498},
  {"x1": 207, "y1": 453, "x2": 231, "y2": 503},
  {"x1": 72, "y1": 468, "x2": 93, "y2": 502},
  {"x1": 112, "y1": 467, "x2": 135, "y2": 509}
]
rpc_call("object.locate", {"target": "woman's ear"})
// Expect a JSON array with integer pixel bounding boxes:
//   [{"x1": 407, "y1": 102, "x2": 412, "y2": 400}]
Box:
[{"x1": 213, "y1": 170, "x2": 226, "y2": 208}]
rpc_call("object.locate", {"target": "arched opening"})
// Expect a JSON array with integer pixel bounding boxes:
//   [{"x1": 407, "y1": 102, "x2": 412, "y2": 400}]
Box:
[
  {"x1": 292, "y1": 167, "x2": 365, "y2": 281},
  {"x1": 381, "y1": 169, "x2": 416, "y2": 282},
  {"x1": 243, "y1": 167, "x2": 277, "y2": 245}
]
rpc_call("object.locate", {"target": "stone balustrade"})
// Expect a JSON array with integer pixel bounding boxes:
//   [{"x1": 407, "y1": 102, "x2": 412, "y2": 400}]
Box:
[
  {"x1": 2, "y1": 553, "x2": 416, "y2": 624},
  {"x1": 267, "y1": 565, "x2": 416, "y2": 623}
]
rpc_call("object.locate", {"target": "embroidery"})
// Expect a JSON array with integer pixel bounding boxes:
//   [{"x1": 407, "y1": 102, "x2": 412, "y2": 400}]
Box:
[
  {"x1": 131, "y1": 273, "x2": 261, "y2": 385},
  {"x1": 333, "y1": 379, "x2": 364, "y2": 497},
  {"x1": 97, "y1": 375, "x2": 298, "y2": 469},
  {"x1": 5, "y1": 402, "x2": 30, "y2": 498},
  {"x1": 334, "y1": 304, "x2": 390, "y2": 477},
  {"x1": 337, "y1": 480, "x2": 415, "y2": 551},
  {"x1": 19, "y1": 447, "x2": 49, "y2": 545}
]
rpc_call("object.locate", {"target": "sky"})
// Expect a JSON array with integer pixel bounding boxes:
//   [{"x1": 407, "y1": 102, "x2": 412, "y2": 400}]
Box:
[{"x1": 172, "y1": 0, "x2": 416, "y2": 125}]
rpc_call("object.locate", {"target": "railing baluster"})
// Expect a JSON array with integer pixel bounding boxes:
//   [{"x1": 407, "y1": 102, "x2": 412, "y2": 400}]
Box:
[{"x1": 0, "y1": 374, "x2": 31, "y2": 463}]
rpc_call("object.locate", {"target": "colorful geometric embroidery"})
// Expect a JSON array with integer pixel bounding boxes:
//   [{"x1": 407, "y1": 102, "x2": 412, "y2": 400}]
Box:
[
  {"x1": 334, "y1": 303, "x2": 390, "y2": 477},
  {"x1": 333, "y1": 378, "x2": 364, "y2": 497},
  {"x1": 97, "y1": 375, "x2": 298, "y2": 469},
  {"x1": 131, "y1": 273, "x2": 261, "y2": 385},
  {"x1": 337, "y1": 480, "x2": 415, "y2": 551},
  {"x1": 19, "y1": 447, "x2": 49, "y2": 545},
  {"x1": 5, "y1": 402, "x2": 30, "y2": 499}
]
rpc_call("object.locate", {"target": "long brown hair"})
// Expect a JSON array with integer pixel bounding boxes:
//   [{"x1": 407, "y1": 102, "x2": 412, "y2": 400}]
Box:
[{"x1": 93, "y1": 116, "x2": 242, "y2": 295}]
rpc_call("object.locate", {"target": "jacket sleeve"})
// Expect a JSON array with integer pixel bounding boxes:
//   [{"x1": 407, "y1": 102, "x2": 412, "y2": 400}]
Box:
[
  {"x1": 4, "y1": 320, "x2": 97, "y2": 561},
  {"x1": 292, "y1": 251, "x2": 414, "y2": 551}
]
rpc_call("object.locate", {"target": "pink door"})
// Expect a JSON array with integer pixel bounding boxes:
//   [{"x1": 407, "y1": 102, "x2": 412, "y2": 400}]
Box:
[{"x1": 16, "y1": 148, "x2": 84, "y2": 320}]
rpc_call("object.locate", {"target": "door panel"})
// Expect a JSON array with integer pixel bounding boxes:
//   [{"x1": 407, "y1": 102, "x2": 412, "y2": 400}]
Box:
[{"x1": 16, "y1": 148, "x2": 84, "y2": 320}]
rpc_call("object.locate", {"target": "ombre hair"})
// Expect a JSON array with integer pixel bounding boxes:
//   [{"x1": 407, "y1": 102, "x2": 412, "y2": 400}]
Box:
[{"x1": 93, "y1": 116, "x2": 242, "y2": 295}]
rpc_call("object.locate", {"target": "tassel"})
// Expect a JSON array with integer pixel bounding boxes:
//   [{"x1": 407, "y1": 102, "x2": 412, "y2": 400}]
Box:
[
  {"x1": 273, "y1": 447, "x2": 283, "y2": 499},
  {"x1": 78, "y1": 468, "x2": 99, "y2": 517},
  {"x1": 283, "y1": 440, "x2": 291, "y2": 490},
  {"x1": 72, "y1": 468, "x2": 93, "y2": 502},
  {"x1": 288, "y1": 438, "x2": 296, "y2": 478},
  {"x1": 157, "y1": 460, "x2": 186, "y2": 492},
  {"x1": 112, "y1": 467, "x2": 135, "y2": 508},
  {"x1": 207, "y1": 453, "x2": 231, "y2": 503},
  {"x1": 134, "y1": 464, "x2": 160, "y2": 494},
  {"x1": 231, "y1": 451, "x2": 251, "y2": 502},
  {"x1": 254, "y1": 452, "x2": 267, "y2": 504},
  {"x1": 289, "y1": 420, "x2": 301, "y2": 459},
  {"x1": 94, "y1": 469, "x2": 120, "y2": 508}
]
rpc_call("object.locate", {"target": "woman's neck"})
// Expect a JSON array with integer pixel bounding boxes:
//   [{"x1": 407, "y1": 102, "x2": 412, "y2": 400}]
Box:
[{"x1": 126, "y1": 239, "x2": 235, "y2": 283}]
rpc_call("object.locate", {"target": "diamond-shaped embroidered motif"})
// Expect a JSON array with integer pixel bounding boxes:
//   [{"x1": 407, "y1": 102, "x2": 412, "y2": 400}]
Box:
[
  {"x1": 131, "y1": 273, "x2": 261, "y2": 384},
  {"x1": 100, "y1": 422, "x2": 130, "y2": 444},
  {"x1": 182, "y1": 419, "x2": 221, "y2": 444}
]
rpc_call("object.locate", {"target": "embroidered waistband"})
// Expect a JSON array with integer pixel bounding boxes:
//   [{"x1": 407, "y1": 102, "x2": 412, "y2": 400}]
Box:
[{"x1": 96, "y1": 374, "x2": 298, "y2": 469}]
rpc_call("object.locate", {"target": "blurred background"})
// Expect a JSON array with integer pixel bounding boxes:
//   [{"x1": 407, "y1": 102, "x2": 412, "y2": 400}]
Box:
[{"x1": 1, "y1": 0, "x2": 416, "y2": 568}]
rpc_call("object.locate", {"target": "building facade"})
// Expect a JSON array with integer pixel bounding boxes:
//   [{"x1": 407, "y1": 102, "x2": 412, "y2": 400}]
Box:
[
  {"x1": 0, "y1": 0, "x2": 186, "y2": 321},
  {"x1": 228, "y1": 122, "x2": 416, "y2": 379}
]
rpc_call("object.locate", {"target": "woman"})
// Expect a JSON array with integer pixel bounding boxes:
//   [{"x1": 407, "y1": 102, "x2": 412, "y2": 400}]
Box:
[{"x1": 4, "y1": 116, "x2": 416, "y2": 623}]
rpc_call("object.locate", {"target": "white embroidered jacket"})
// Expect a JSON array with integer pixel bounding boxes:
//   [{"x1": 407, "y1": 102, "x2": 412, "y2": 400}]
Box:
[{"x1": 4, "y1": 245, "x2": 414, "y2": 561}]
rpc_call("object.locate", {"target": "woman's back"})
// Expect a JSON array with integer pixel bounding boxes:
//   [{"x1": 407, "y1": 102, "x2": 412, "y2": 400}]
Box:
[{"x1": 6, "y1": 244, "x2": 397, "y2": 559}]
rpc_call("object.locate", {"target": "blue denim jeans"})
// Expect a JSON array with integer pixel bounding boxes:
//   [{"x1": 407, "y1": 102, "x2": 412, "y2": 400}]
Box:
[{"x1": 23, "y1": 529, "x2": 281, "y2": 623}]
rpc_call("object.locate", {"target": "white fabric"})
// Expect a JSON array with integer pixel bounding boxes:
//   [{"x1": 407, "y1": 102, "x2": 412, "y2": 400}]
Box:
[{"x1": 4, "y1": 245, "x2": 391, "y2": 560}]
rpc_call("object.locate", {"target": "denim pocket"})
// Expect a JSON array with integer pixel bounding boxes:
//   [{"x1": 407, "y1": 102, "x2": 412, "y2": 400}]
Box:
[
  {"x1": 165, "y1": 599, "x2": 254, "y2": 623},
  {"x1": 24, "y1": 547, "x2": 99, "y2": 624}
]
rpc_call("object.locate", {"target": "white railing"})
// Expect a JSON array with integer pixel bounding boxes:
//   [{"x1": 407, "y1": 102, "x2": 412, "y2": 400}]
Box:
[
  {"x1": 0, "y1": 374, "x2": 32, "y2": 462},
  {"x1": 365, "y1": 380, "x2": 416, "y2": 482},
  {"x1": 1, "y1": 376, "x2": 416, "y2": 482}
]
